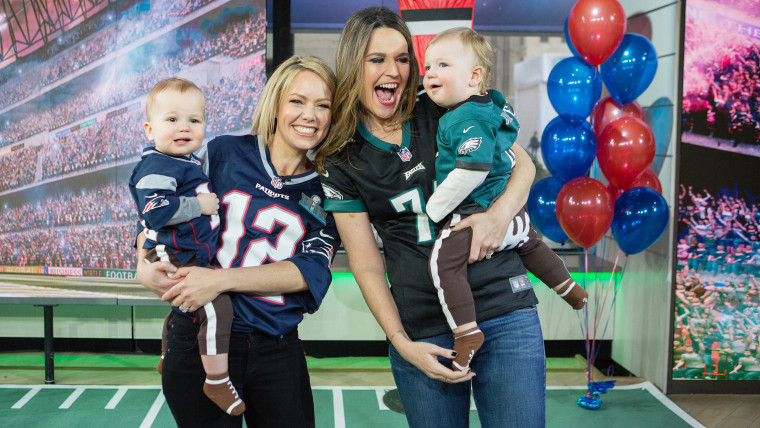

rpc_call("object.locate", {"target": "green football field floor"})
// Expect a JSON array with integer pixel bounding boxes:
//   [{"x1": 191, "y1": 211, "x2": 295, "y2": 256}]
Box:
[
  {"x1": 0, "y1": 353, "x2": 701, "y2": 427},
  {"x1": 0, "y1": 383, "x2": 701, "y2": 427}
]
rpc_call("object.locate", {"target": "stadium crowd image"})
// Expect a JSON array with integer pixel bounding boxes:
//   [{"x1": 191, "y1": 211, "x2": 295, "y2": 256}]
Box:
[{"x1": 0, "y1": 0, "x2": 758, "y2": 427}]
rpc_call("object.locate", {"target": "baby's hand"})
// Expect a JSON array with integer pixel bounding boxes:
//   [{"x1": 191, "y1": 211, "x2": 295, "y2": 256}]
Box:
[{"x1": 197, "y1": 193, "x2": 219, "y2": 215}]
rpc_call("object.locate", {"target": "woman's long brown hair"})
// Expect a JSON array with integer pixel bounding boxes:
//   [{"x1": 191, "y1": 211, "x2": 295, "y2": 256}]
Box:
[{"x1": 314, "y1": 6, "x2": 419, "y2": 173}]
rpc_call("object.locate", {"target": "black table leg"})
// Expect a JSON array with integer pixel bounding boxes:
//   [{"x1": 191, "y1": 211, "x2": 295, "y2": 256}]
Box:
[{"x1": 42, "y1": 305, "x2": 55, "y2": 384}]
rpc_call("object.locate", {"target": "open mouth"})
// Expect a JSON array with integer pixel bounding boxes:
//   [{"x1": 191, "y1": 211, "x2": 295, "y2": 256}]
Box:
[
  {"x1": 174, "y1": 138, "x2": 191, "y2": 144},
  {"x1": 375, "y1": 83, "x2": 398, "y2": 106},
  {"x1": 293, "y1": 125, "x2": 317, "y2": 136}
]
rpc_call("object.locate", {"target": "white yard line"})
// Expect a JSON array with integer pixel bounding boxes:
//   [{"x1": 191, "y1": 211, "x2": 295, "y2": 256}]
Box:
[
  {"x1": 635, "y1": 382, "x2": 705, "y2": 428},
  {"x1": 59, "y1": 387, "x2": 85, "y2": 409},
  {"x1": 332, "y1": 388, "x2": 345, "y2": 428},
  {"x1": 105, "y1": 387, "x2": 128, "y2": 410},
  {"x1": 139, "y1": 391, "x2": 165, "y2": 428},
  {"x1": 375, "y1": 388, "x2": 390, "y2": 411},
  {"x1": 11, "y1": 387, "x2": 41, "y2": 408}
]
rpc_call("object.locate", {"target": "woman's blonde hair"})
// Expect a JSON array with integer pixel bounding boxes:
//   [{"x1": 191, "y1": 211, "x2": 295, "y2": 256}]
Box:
[
  {"x1": 251, "y1": 55, "x2": 337, "y2": 151},
  {"x1": 314, "y1": 6, "x2": 419, "y2": 173},
  {"x1": 428, "y1": 27, "x2": 493, "y2": 93}
]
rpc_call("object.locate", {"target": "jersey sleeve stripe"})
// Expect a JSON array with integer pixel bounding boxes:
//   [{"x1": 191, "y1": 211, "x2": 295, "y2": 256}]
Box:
[
  {"x1": 136, "y1": 173, "x2": 178, "y2": 190},
  {"x1": 454, "y1": 160, "x2": 492, "y2": 171},
  {"x1": 324, "y1": 199, "x2": 367, "y2": 212}
]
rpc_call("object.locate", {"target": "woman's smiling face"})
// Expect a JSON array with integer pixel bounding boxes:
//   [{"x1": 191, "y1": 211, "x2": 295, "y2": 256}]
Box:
[
  {"x1": 273, "y1": 70, "x2": 332, "y2": 154},
  {"x1": 360, "y1": 27, "x2": 411, "y2": 124}
]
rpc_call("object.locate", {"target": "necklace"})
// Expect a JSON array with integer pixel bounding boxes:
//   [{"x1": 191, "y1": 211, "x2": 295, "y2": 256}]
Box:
[{"x1": 367, "y1": 120, "x2": 402, "y2": 142}]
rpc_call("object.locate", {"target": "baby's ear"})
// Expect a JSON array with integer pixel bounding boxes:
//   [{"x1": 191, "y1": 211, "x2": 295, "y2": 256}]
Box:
[
  {"x1": 143, "y1": 122, "x2": 155, "y2": 141},
  {"x1": 469, "y1": 66, "x2": 484, "y2": 88}
]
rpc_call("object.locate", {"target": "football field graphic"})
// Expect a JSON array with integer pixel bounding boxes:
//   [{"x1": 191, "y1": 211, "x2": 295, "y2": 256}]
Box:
[{"x1": 0, "y1": 383, "x2": 700, "y2": 427}]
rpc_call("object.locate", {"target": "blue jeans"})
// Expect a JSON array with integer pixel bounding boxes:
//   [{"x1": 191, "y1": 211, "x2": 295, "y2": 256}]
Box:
[{"x1": 390, "y1": 306, "x2": 546, "y2": 428}]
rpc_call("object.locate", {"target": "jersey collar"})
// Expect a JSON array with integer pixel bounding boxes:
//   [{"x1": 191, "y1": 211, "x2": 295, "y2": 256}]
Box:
[
  {"x1": 256, "y1": 137, "x2": 318, "y2": 185},
  {"x1": 358, "y1": 121, "x2": 411, "y2": 153},
  {"x1": 450, "y1": 93, "x2": 491, "y2": 111},
  {"x1": 143, "y1": 146, "x2": 198, "y2": 164}
]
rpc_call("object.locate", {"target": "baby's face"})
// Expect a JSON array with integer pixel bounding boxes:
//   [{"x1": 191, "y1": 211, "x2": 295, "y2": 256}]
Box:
[
  {"x1": 423, "y1": 36, "x2": 481, "y2": 109},
  {"x1": 144, "y1": 89, "x2": 206, "y2": 156}
]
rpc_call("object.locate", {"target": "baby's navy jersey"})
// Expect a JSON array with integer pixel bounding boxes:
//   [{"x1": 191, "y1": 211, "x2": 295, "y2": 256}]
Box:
[
  {"x1": 200, "y1": 134, "x2": 340, "y2": 337},
  {"x1": 129, "y1": 147, "x2": 219, "y2": 266}
]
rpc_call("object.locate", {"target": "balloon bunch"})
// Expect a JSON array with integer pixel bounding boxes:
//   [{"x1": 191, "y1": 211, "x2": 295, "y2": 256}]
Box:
[
  {"x1": 530, "y1": 0, "x2": 667, "y2": 254},
  {"x1": 527, "y1": 0, "x2": 671, "y2": 410}
]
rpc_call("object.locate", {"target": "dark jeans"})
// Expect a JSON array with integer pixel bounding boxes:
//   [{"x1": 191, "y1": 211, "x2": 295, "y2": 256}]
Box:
[{"x1": 162, "y1": 312, "x2": 314, "y2": 427}]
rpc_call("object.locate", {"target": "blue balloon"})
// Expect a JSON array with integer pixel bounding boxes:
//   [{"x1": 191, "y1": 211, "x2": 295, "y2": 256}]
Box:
[
  {"x1": 540, "y1": 116, "x2": 597, "y2": 184},
  {"x1": 564, "y1": 17, "x2": 582, "y2": 59},
  {"x1": 527, "y1": 177, "x2": 568, "y2": 244},
  {"x1": 600, "y1": 34, "x2": 658, "y2": 105},
  {"x1": 547, "y1": 57, "x2": 602, "y2": 123},
  {"x1": 644, "y1": 97, "x2": 672, "y2": 175},
  {"x1": 611, "y1": 187, "x2": 669, "y2": 254}
]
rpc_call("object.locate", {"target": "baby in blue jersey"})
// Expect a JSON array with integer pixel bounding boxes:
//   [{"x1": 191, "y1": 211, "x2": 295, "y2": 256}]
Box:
[
  {"x1": 423, "y1": 28, "x2": 588, "y2": 371},
  {"x1": 129, "y1": 78, "x2": 244, "y2": 416}
]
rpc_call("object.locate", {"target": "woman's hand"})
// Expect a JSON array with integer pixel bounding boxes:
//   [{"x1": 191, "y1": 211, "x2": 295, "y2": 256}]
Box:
[
  {"x1": 451, "y1": 144, "x2": 534, "y2": 263},
  {"x1": 392, "y1": 334, "x2": 475, "y2": 384},
  {"x1": 135, "y1": 231, "x2": 180, "y2": 296},
  {"x1": 451, "y1": 209, "x2": 507, "y2": 263},
  {"x1": 161, "y1": 266, "x2": 225, "y2": 312},
  {"x1": 136, "y1": 259, "x2": 180, "y2": 297}
]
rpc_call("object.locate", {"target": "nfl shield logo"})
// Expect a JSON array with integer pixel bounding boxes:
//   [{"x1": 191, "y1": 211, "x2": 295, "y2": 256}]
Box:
[
  {"x1": 271, "y1": 176, "x2": 283, "y2": 189},
  {"x1": 397, "y1": 147, "x2": 412, "y2": 162}
]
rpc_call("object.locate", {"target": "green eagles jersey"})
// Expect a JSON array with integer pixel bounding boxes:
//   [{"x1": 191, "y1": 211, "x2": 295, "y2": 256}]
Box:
[
  {"x1": 435, "y1": 93, "x2": 519, "y2": 211},
  {"x1": 322, "y1": 90, "x2": 537, "y2": 340}
]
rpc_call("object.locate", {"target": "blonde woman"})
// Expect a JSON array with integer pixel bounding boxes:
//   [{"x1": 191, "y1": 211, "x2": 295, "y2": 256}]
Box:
[{"x1": 137, "y1": 56, "x2": 339, "y2": 427}]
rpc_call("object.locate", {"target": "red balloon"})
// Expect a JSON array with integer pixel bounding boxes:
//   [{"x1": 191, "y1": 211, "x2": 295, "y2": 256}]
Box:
[
  {"x1": 592, "y1": 96, "x2": 644, "y2": 136},
  {"x1": 597, "y1": 116, "x2": 655, "y2": 189},
  {"x1": 628, "y1": 169, "x2": 662, "y2": 194},
  {"x1": 556, "y1": 177, "x2": 614, "y2": 249},
  {"x1": 567, "y1": 0, "x2": 627, "y2": 66},
  {"x1": 608, "y1": 185, "x2": 624, "y2": 202},
  {"x1": 608, "y1": 169, "x2": 662, "y2": 203}
]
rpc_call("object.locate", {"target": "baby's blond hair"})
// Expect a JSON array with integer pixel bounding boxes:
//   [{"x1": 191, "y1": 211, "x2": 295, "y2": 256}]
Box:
[
  {"x1": 146, "y1": 77, "x2": 205, "y2": 121},
  {"x1": 428, "y1": 27, "x2": 493, "y2": 93}
]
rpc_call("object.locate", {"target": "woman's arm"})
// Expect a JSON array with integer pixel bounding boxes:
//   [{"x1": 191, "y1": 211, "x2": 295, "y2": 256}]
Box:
[
  {"x1": 162, "y1": 261, "x2": 308, "y2": 312},
  {"x1": 334, "y1": 211, "x2": 474, "y2": 383},
  {"x1": 451, "y1": 144, "x2": 536, "y2": 262}
]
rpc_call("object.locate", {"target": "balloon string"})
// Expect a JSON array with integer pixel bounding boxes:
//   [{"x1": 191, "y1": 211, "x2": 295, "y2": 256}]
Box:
[
  {"x1": 590, "y1": 241, "x2": 603, "y2": 369},
  {"x1": 593, "y1": 247, "x2": 619, "y2": 338},
  {"x1": 584, "y1": 249, "x2": 592, "y2": 383},
  {"x1": 591, "y1": 249, "x2": 621, "y2": 363},
  {"x1": 575, "y1": 245, "x2": 587, "y2": 370},
  {"x1": 593, "y1": 253, "x2": 628, "y2": 364}
]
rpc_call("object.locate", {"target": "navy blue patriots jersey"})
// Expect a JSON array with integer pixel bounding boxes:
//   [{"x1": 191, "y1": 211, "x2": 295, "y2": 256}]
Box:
[
  {"x1": 322, "y1": 90, "x2": 536, "y2": 340},
  {"x1": 200, "y1": 134, "x2": 339, "y2": 337},
  {"x1": 129, "y1": 147, "x2": 219, "y2": 266}
]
